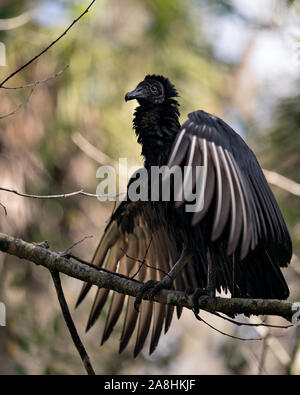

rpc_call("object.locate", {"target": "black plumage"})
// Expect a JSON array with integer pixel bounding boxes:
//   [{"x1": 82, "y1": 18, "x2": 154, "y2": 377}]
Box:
[{"x1": 76, "y1": 75, "x2": 292, "y2": 356}]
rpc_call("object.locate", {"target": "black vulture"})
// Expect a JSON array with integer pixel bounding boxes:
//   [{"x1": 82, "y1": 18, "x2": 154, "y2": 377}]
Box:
[{"x1": 76, "y1": 75, "x2": 292, "y2": 356}]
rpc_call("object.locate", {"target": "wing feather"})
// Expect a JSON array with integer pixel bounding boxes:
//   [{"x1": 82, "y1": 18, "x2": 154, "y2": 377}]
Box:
[
  {"x1": 76, "y1": 221, "x2": 120, "y2": 308},
  {"x1": 101, "y1": 255, "x2": 127, "y2": 345},
  {"x1": 159, "y1": 229, "x2": 176, "y2": 334},
  {"x1": 140, "y1": 224, "x2": 167, "y2": 354},
  {"x1": 169, "y1": 110, "x2": 291, "y2": 265},
  {"x1": 225, "y1": 150, "x2": 251, "y2": 259},
  {"x1": 175, "y1": 134, "x2": 197, "y2": 206},
  {"x1": 133, "y1": 226, "x2": 153, "y2": 357},
  {"x1": 217, "y1": 146, "x2": 238, "y2": 255},
  {"x1": 191, "y1": 138, "x2": 214, "y2": 224},
  {"x1": 167, "y1": 128, "x2": 187, "y2": 165},
  {"x1": 86, "y1": 242, "x2": 120, "y2": 331},
  {"x1": 119, "y1": 232, "x2": 139, "y2": 353}
]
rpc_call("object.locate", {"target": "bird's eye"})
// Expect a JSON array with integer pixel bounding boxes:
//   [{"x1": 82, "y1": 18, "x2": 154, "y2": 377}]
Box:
[{"x1": 150, "y1": 86, "x2": 158, "y2": 94}]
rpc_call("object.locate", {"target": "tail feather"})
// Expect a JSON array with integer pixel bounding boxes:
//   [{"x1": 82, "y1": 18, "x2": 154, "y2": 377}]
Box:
[{"x1": 231, "y1": 247, "x2": 289, "y2": 300}]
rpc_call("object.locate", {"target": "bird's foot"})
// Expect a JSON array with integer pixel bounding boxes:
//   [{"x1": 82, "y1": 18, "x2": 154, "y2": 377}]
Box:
[
  {"x1": 134, "y1": 277, "x2": 172, "y2": 312},
  {"x1": 191, "y1": 287, "x2": 213, "y2": 317},
  {"x1": 184, "y1": 286, "x2": 194, "y2": 298}
]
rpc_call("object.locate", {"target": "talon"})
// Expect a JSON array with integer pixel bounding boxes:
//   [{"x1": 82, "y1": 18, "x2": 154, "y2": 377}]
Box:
[
  {"x1": 184, "y1": 286, "x2": 194, "y2": 298},
  {"x1": 134, "y1": 298, "x2": 141, "y2": 313},
  {"x1": 134, "y1": 278, "x2": 172, "y2": 312},
  {"x1": 192, "y1": 288, "x2": 209, "y2": 317},
  {"x1": 150, "y1": 277, "x2": 172, "y2": 299},
  {"x1": 149, "y1": 283, "x2": 164, "y2": 299},
  {"x1": 134, "y1": 280, "x2": 157, "y2": 312}
]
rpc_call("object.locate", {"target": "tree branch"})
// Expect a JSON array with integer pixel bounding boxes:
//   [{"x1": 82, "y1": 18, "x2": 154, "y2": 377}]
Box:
[
  {"x1": 0, "y1": 0, "x2": 96, "y2": 88},
  {"x1": 50, "y1": 270, "x2": 95, "y2": 375},
  {"x1": 0, "y1": 231, "x2": 298, "y2": 323},
  {"x1": 1, "y1": 65, "x2": 69, "y2": 90},
  {"x1": 0, "y1": 10, "x2": 34, "y2": 31},
  {"x1": 0, "y1": 186, "x2": 98, "y2": 199},
  {"x1": 263, "y1": 168, "x2": 300, "y2": 197},
  {"x1": 0, "y1": 88, "x2": 35, "y2": 120}
]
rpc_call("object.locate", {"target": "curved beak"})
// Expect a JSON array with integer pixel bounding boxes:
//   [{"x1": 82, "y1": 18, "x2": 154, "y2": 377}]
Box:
[{"x1": 125, "y1": 87, "x2": 145, "y2": 102}]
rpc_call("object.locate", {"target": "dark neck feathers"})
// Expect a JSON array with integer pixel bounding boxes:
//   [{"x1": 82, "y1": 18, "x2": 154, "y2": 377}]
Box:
[{"x1": 133, "y1": 98, "x2": 180, "y2": 168}]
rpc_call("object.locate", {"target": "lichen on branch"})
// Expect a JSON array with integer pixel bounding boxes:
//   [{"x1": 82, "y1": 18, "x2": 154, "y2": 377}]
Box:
[{"x1": 0, "y1": 231, "x2": 297, "y2": 323}]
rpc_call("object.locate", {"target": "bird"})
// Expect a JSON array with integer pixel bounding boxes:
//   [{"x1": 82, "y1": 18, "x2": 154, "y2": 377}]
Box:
[{"x1": 76, "y1": 74, "x2": 292, "y2": 357}]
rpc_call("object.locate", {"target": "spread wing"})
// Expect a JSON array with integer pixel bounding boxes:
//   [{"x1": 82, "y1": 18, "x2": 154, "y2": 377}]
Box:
[
  {"x1": 167, "y1": 110, "x2": 292, "y2": 264},
  {"x1": 76, "y1": 110, "x2": 292, "y2": 354},
  {"x1": 76, "y1": 199, "x2": 190, "y2": 357}
]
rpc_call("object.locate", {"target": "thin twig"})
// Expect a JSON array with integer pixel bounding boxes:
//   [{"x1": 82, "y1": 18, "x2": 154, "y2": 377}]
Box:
[
  {"x1": 1, "y1": 65, "x2": 69, "y2": 90},
  {"x1": 50, "y1": 270, "x2": 95, "y2": 375},
  {"x1": 120, "y1": 246, "x2": 170, "y2": 277},
  {"x1": 0, "y1": 88, "x2": 35, "y2": 120},
  {"x1": 126, "y1": 225, "x2": 156, "y2": 279},
  {"x1": 0, "y1": 10, "x2": 34, "y2": 31},
  {"x1": 72, "y1": 132, "x2": 129, "y2": 180},
  {"x1": 0, "y1": 202, "x2": 7, "y2": 216},
  {"x1": 286, "y1": 326, "x2": 300, "y2": 374},
  {"x1": 263, "y1": 168, "x2": 300, "y2": 197},
  {"x1": 0, "y1": 187, "x2": 95, "y2": 198},
  {"x1": 0, "y1": 186, "x2": 123, "y2": 200},
  {"x1": 64, "y1": 252, "x2": 142, "y2": 284},
  {"x1": 212, "y1": 311, "x2": 293, "y2": 329},
  {"x1": 246, "y1": 347, "x2": 268, "y2": 375},
  {"x1": 258, "y1": 333, "x2": 269, "y2": 375},
  {"x1": 0, "y1": 1, "x2": 96, "y2": 88},
  {"x1": 194, "y1": 312, "x2": 262, "y2": 341},
  {"x1": 124, "y1": 251, "x2": 169, "y2": 279},
  {"x1": 72, "y1": 132, "x2": 116, "y2": 167},
  {"x1": 62, "y1": 235, "x2": 94, "y2": 256}
]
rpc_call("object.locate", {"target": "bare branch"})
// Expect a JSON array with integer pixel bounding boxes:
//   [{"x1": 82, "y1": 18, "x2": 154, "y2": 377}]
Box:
[
  {"x1": 0, "y1": 0, "x2": 96, "y2": 88},
  {"x1": 50, "y1": 270, "x2": 95, "y2": 375},
  {"x1": 263, "y1": 168, "x2": 300, "y2": 197},
  {"x1": 194, "y1": 312, "x2": 261, "y2": 341},
  {"x1": 0, "y1": 231, "x2": 298, "y2": 323},
  {"x1": 62, "y1": 235, "x2": 94, "y2": 256},
  {"x1": 72, "y1": 132, "x2": 129, "y2": 179},
  {"x1": 0, "y1": 187, "x2": 97, "y2": 199},
  {"x1": 0, "y1": 67, "x2": 68, "y2": 120},
  {"x1": 286, "y1": 327, "x2": 300, "y2": 374},
  {"x1": 61, "y1": 252, "x2": 142, "y2": 284},
  {"x1": 0, "y1": 10, "x2": 34, "y2": 31},
  {"x1": 258, "y1": 333, "x2": 269, "y2": 375},
  {"x1": 211, "y1": 311, "x2": 292, "y2": 329},
  {"x1": 0, "y1": 186, "x2": 123, "y2": 200},
  {"x1": 0, "y1": 88, "x2": 35, "y2": 120},
  {"x1": 1, "y1": 166, "x2": 299, "y2": 204},
  {"x1": 1, "y1": 65, "x2": 69, "y2": 90},
  {"x1": 72, "y1": 132, "x2": 118, "y2": 167},
  {"x1": 0, "y1": 202, "x2": 7, "y2": 216}
]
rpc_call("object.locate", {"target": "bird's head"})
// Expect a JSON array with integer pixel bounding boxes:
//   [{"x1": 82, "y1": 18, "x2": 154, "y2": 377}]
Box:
[{"x1": 125, "y1": 75, "x2": 178, "y2": 105}]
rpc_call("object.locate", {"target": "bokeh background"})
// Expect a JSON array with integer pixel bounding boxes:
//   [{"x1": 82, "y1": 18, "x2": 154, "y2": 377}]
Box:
[{"x1": 0, "y1": 0, "x2": 300, "y2": 375}]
